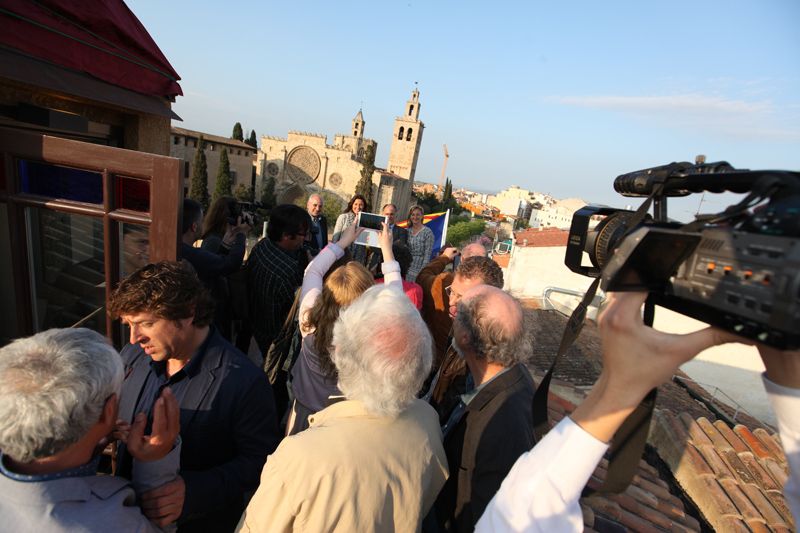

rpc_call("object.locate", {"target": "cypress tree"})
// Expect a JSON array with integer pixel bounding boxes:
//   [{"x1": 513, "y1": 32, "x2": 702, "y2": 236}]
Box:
[
  {"x1": 189, "y1": 136, "x2": 209, "y2": 210},
  {"x1": 260, "y1": 175, "x2": 277, "y2": 211},
  {"x1": 355, "y1": 144, "x2": 376, "y2": 205},
  {"x1": 246, "y1": 129, "x2": 257, "y2": 148},
  {"x1": 214, "y1": 148, "x2": 233, "y2": 201},
  {"x1": 232, "y1": 122, "x2": 244, "y2": 141}
]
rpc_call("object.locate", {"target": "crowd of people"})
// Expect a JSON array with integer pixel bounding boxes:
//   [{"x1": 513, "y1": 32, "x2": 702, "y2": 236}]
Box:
[{"x1": 0, "y1": 193, "x2": 798, "y2": 533}]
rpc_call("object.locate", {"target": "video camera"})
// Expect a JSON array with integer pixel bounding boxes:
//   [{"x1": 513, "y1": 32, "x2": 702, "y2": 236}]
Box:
[
  {"x1": 565, "y1": 160, "x2": 800, "y2": 349},
  {"x1": 227, "y1": 200, "x2": 263, "y2": 228}
]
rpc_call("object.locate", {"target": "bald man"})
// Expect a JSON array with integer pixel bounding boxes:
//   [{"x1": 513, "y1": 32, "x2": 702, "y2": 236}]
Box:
[
  {"x1": 416, "y1": 243, "x2": 489, "y2": 366},
  {"x1": 433, "y1": 285, "x2": 536, "y2": 533},
  {"x1": 305, "y1": 194, "x2": 328, "y2": 255}
]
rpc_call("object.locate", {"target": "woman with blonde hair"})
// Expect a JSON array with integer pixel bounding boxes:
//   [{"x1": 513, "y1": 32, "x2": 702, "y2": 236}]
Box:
[
  {"x1": 405, "y1": 205, "x2": 434, "y2": 282},
  {"x1": 287, "y1": 221, "x2": 400, "y2": 435}
]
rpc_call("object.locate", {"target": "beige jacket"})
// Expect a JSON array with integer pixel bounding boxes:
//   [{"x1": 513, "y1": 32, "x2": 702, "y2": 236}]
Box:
[{"x1": 237, "y1": 399, "x2": 448, "y2": 532}]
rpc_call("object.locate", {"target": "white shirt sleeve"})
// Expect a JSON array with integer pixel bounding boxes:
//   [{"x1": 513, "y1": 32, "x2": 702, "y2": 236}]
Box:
[
  {"x1": 298, "y1": 243, "x2": 344, "y2": 336},
  {"x1": 475, "y1": 417, "x2": 608, "y2": 533},
  {"x1": 762, "y1": 373, "x2": 800, "y2": 524},
  {"x1": 381, "y1": 259, "x2": 402, "y2": 287}
]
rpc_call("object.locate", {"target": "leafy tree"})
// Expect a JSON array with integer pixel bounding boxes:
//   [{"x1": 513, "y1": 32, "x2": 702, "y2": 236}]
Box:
[
  {"x1": 415, "y1": 191, "x2": 440, "y2": 213},
  {"x1": 213, "y1": 149, "x2": 233, "y2": 202},
  {"x1": 260, "y1": 175, "x2": 277, "y2": 211},
  {"x1": 355, "y1": 144, "x2": 376, "y2": 205},
  {"x1": 189, "y1": 136, "x2": 209, "y2": 210},
  {"x1": 232, "y1": 122, "x2": 244, "y2": 141},
  {"x1": 447, "y1": 219, "x2": 486, "y2": 247},
  {"x1": 234, "y1": 183, "x2": 253, "y2": 202},
  {"x1": 246, "y1": 129, "x2": 257, "y2": 148}
]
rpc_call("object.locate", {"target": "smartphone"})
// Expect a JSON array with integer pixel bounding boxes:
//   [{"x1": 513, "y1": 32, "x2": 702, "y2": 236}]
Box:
[{"x1": 356, "y1": 212, "x2": 387, "y2": 231}]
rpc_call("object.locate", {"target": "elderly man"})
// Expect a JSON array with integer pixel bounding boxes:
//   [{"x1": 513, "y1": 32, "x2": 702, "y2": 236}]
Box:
[
  {"x1": 110, "y1": 261, "x2": 279, "y2": 532},
  {"x1": 0, "y1": 328, "x2": 180, "y2": 531},
  {"x1": 433, "y1": 285, "x2": 536, "y2": 532},
  {"x1": 476, "y1": 293, "x2": 800, "y2": 531},
  {"x1": 417, "y1": 243, "x2": 488, "y2": 363},
  {"x1": 237, "y1": 284, "x2": 448, "y2": 532},
  {"x1": 368, "y1": 203, "x2": 410, "y2": 273},
  {"x1": 305, "y1": 194, "x2": 328, "y2": 256}
]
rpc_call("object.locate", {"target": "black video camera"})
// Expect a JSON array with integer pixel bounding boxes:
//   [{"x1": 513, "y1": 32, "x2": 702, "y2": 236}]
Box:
[{"x1": 565, "y1": 161, "x2": 800, "y2": 349}]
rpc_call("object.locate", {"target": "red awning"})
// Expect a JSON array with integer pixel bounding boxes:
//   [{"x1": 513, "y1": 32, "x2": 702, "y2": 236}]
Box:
[{"x1": 0, "y1": 0, "x2": 182, "y2": 99}]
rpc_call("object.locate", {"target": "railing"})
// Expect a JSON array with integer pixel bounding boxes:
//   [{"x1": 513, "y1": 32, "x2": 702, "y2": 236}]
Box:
[{"x1": 541, "y1": 286, "x2": 604, "y2": 320}]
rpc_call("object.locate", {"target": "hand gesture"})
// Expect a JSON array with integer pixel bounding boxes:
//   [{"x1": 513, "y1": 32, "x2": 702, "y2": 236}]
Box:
[
  {"x1": 141, "y1": 476, "x2": 185, "y2": 527},
  {"x1": 127, "y1": 387, "x2": 180, "y2": 463},
  {"x1": 378, "y1": 222, "x2": 394, "y2": 262},
  {"x1": 338, "y1": 221, "x2": 364, "y2": 249},
  {"x1": 442, "y1": 247, "x2": 459, "y2": 262}
]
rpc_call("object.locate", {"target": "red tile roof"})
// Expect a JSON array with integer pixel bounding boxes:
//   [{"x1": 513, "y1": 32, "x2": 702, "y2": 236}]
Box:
[
  {"x1": 524, "y1": 308, "x2": 793, "y2": 531},
  {"x1": 514, "y1": 227, "x2": 569, "y2": 247}
]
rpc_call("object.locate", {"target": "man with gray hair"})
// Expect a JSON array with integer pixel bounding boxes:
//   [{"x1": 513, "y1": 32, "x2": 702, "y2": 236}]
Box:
[
  {"x1": 433, "y1": 285, "x2": 536, "y2": 532},
  {"x1": 0, "y1": 328, "x2": 180, "y2": 531},
  {"x1": 237, "y1": 284, "x2": 449, "y2": 532}
]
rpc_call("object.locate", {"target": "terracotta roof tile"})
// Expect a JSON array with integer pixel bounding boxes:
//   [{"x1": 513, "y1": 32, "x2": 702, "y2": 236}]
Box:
[
  {"x1": 734, "y1": 425, "x2": 774, "y2": 461},
  {"x1": 525, "y1": 308, "x2": 793, "y2": 531},
  {"x1": 752, "y1": 427, "x2": 785, "y2": 459},
  {"x1": 513, "y1": 227, "x2": 569, "y2": 247}
]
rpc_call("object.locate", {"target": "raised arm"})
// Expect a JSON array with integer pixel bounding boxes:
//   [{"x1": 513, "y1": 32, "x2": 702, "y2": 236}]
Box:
[
  {"x1": 378, "y1": 222, "x2": 402, "y2": 287},
  {"x1": 298, "y1": 224, "x2": 363, "y2": 334},
  {"x1": 476, "y1": 292, "x2": 734, "y2": 532}
]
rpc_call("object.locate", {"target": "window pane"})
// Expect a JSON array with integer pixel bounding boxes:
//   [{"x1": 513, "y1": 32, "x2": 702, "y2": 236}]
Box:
[
  {"x1": 120, "y1": 222, "x2": 150, "y2": 278},
  {"x1": 26, "y1": 208, "x2": 106, "y2": 334},
  {"x1": 19, "y1": 160, "x2": 103, "y2": 204},
  {"x1": 0, "y1": 203, "x2": 18, "y2": 344},
  {"x1": 117, "y1": 176, "x2": 150, "y2": 212}
]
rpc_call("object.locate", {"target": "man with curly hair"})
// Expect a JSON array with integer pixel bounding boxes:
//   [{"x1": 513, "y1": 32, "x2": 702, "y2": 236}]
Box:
[{"x1": 109, "y1": 261, "x2": 280, "y2": 532}]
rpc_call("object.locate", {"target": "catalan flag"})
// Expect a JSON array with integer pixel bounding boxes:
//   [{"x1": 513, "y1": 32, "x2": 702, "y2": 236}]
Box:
[{"x1": 397, "y1": 210, "x2": 450, "y2": 261}]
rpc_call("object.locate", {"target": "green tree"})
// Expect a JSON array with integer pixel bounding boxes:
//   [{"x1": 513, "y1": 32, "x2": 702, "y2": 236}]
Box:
[
  {"x1": 189, "y1": 136, "x2": 209, "y2": 210},
  {"x1": 355, "y1": 144, "x2": 376, "y2": 205},
  {"x1": 442, "y1": 178, "x2": 453, "y2": 203},
  {"x1": 232, "y1": 122, "x2": 244, "y2": 141},
  {"x1": 213, "y1": 148, "x2": 233, "y2": 202},
  {"x1": 234, "y1": 183, "x2": 253, "y2": 202},
  {"x1": 246, "y1": 129, "x2": 257, "y2": 148},
  {"x1": 447, "y1": 219, "x2": 486, "y2": 247},
  {"x1": 260, "y1": 175, "x2": 277, "y2": 211}
]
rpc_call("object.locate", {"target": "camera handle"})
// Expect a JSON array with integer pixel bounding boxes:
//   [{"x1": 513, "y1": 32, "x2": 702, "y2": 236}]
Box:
[{"x1": 532, "y1": 182, "x2": 666, "y2": 494}]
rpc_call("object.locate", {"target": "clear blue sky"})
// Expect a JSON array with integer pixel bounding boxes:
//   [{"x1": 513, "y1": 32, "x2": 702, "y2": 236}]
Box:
[{"x1": 129, "y1": 0, "x2": 799, "y2": 216}]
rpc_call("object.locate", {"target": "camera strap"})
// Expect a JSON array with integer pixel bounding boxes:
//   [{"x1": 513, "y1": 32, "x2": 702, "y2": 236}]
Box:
[{"x1": 532, "y1": 184, "x2": 665, "y2": 494}]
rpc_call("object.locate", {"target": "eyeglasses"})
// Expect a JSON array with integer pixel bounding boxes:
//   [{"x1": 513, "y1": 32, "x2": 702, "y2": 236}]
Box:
[{"x1": 444, "y1": 285, "x2": 461, "y2": 300}]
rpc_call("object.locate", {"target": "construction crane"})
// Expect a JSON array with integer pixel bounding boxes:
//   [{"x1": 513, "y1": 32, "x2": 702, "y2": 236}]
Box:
[{"x1": 438, "y1": 144, "x2": 449, "y2": 199}]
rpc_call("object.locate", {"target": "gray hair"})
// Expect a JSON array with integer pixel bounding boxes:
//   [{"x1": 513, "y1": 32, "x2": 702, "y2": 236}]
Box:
[
  {"x1": 332, "y1": 284, "x2": 432, "y2": 417},
  {"x1": 455, "y1": 297, "x2": 528, "y2": 367},
  {"x1": 0, "y1": 328, "x2": 123, "y2": 463}
]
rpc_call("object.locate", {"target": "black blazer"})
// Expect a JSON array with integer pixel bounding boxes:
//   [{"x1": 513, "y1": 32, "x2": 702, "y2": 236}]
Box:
[
  {"x1": 367, "y1": 224, "x2": 410, "y2": 273},
  {"x1": 306, "y1": 215, "x2": 329, "y2": 255},
  {"x1": 435, "y1": 363, "x2": 536, "y2": 532},
  {"x1": 117, "y1": 328, "x2": 280, "y2": 532}
]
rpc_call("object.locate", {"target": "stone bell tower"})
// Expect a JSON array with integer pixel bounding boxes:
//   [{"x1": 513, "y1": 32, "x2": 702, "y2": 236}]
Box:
[
  {"x1": 387, "y1": 88, "x2": 424, "y2": 182},
  {"x1": 352, "y1": 109, "x2": 364, "y2": 138}
]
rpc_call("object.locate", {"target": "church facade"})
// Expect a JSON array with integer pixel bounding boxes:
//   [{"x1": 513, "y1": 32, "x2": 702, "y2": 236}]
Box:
[{"x1": 256, "y1": 89, "x2": 424, "y2": 216}]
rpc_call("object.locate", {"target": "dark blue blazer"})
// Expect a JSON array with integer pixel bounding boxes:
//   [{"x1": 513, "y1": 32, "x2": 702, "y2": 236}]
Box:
[{"x1": 117, "y1": 328, "x2": 280, "y2": 532}]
